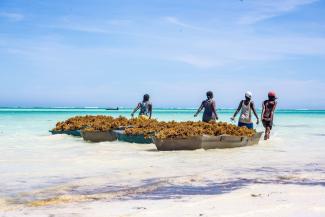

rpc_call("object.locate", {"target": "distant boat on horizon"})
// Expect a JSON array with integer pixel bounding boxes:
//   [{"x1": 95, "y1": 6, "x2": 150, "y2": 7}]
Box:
[{"x1": 106, "y1": 107, "x2": 119, "y2": 110}]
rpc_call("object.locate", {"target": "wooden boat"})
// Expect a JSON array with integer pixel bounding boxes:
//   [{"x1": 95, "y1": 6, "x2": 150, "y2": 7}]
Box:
[
  {"x1": 81, "y1": 130, "x2": 117, "y2": 142},
  {"x1": 246, "y1": 132, "x2": 264, "y2": 146},
  {"x1": 202, "y1": 132, "x2": 263, "y2": 149},
  {"x1": 153, "y1": 132, "x2": 263, "y2": 151},
  {"x1": 49, "y1": 130, "x2": 81, "y2": 137},
  {"x1": 113, "y1": 130, "x2": 153, "y2": 144},
  {"x1": 154, "y1": 136, "x2": 202, "y2": 151}
]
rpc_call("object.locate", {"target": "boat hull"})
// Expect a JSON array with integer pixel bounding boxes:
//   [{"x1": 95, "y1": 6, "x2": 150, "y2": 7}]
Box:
[
  {"x1": 153, "y1": 132, "x2": 263, "y2": 151},
  {"x1": 114, "y1": 130, "x2": 153, "y2": 144},
  {"x1": 81, "y1": 130, "x2": 117, "y2": 142},
  {"x1": 154, "y1": 136, "x2": 202, "y2": 151},
  {"x1": 49, "y1": 130, "x2": 81, "y2": 137}
]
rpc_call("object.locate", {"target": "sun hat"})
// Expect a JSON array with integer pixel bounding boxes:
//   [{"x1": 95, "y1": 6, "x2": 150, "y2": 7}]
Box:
[
  {"x1": 268, "y1": 91, "x2": 277, "y2": 98},
  {"x1": 245, "y1": 91, "x2": 252, "y2": 99}
]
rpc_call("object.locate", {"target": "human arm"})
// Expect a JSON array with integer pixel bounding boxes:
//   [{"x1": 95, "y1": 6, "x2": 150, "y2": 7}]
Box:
[
  {"x1": 131, "y1": 103, "x2": 140, "y2": 117},
  {"x1": 231, "y1": 101, "x2": 243, "y2": 121},
  {"x1": 212, "y1": 100, "x2": 218, "y2": 120},
  {"x1": 194, "y1": 102, "x2": 204, "y2": 117},
  {"x1": 251, "y1": 101, "x2": 259, "y2": 124},
  {"x1": 148, "y1": 103, "x2": 152, "y2": 119},
  {"x1": 261, "y1": 101, "x2": 266, "y2": 121},
  {"x1": 270, "y1": 101, "x2": 277, "y2": 122}
]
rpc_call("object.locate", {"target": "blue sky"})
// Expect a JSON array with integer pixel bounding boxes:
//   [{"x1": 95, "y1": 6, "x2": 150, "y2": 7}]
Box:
[{"x1": 0, "y1": 0, "x2": 325, "y2": 108}]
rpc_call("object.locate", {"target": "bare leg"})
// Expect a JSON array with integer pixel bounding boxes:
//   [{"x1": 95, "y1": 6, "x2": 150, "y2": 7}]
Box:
[
  {"x1": 266, "y1": 127, "x2": 271, "y2": 140},
  {"x1": 264, "y1": 128, "x2": 268, "y2": 140}
]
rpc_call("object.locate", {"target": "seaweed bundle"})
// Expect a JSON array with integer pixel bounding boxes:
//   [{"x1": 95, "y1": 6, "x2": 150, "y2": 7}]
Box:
[
  {"x1": 53, "y1": 116, "x2": 154, "y2": 132},
  {"x1": 53, "y1": 115, "x2": 107, "y2": 131},
  {"x1": 126, "y1": 121, "x2": 256, "y2": 139},
  {"x1": 53, "y1": 116, "x2": 256, "y2": 138}
]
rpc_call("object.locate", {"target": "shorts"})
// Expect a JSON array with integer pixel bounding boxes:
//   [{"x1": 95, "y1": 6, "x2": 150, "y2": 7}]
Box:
[
  {"x1": 262, "y1": 120, "x2": 273, "y2": 129},
  {"x1": 238, "y1": 122, "x2": 254, "y2": 129}
]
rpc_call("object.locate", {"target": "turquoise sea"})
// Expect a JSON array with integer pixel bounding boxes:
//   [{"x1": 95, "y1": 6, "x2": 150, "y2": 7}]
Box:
[{"x1": 1, "y1": 108, "x2": 325, "y2": 216}]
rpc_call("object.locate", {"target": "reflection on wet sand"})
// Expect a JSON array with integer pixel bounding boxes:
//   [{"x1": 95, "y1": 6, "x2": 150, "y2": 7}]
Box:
[{"x1": 2, "y1": 171, "x2": 324, "y2": 208}]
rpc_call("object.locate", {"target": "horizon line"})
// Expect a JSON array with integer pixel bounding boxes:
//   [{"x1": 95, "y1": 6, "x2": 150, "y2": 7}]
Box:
[{"x1": 0, "y1": 107, "x2": 324, "y2": 111}]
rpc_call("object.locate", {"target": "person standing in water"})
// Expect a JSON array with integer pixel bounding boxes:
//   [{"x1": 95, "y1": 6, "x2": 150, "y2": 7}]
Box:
[
  {"x1": 131, "y1": 94, "x2": 152, "y2": 119},
  {"x1": 261, "y1": 91, "x2": 277, "y2": 140},
  {"x1": 194, "y1": 91, "x2": 218, "y2": 122},
  {"x1": 231, "y1": 91, "x2": 259, "y2": 129}
]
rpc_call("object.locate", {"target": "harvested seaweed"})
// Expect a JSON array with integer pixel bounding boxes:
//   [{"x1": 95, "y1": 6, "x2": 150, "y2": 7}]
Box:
[
  {"x1": 126, "y1": 121, "x2": 256, "y2": 139},
  {"x1": 53, "y1": 115, "x2": 154, "y2": 132},
  {"x1": 53, "y1": 115, "x2": 103, "y2": 131},
  {"x1": 53, "y1": 116, "x2": 256, "y2": 138}
]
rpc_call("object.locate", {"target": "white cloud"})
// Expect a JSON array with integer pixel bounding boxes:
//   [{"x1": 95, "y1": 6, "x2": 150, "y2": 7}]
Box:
[
  {"x1": 51, "y1": 24, "x2": 111, "y2": 34},
  {"x1": 1, "y1": 35, "x2": 325, "y2": 108},
  {"x1": 161, "y1": 35, "x2": 325, "y2": 68},
  {"x1": 163, "y1": 16, "x2": 205, "y2": 31},
  {"x1": 45, "y1": 16, "x2": 114, "y2": 34},
  {"x1": 4, "y1": 31, "x2": 325, "y2": 70},
  {"x1": 5, "y1": 6, "x2": 325, "y2": 71},
  {"x1": 45, "y1": 18, "x2": 151, "y2": 38},
  {"x1": 238, "y1": 0, "x2": 318, "y2": 24},
  {"x1": 0, "y1": 12, "x2": 24, "y2": 21},
  {"x1": 107, "y1": 19, "x2": 131, "y2": 26},
  {"x1": 171, "y1": 54, "x2": 224, "y2": 68}
]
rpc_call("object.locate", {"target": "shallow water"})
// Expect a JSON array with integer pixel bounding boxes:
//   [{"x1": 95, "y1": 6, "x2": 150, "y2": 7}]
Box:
[{"x1": 0, "y1": 108, "x2": 325, "y2": 211}]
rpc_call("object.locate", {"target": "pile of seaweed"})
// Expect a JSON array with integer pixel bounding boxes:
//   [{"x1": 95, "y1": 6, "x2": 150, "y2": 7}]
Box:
[
  {"x1": 126, "y1": 121, "x2": 256, "y2": 139},
  {"x1": 53, "y1": 116, "x2": 256, "y2": 138},
  {"x1": 83, "y1": 116, "x2": 129, "y2": 132},
  {"x1": 53, "y1": 115, "x2": 103, "y2": 131},
  {"x1": 52, "y1": 115, "x2": 152, "y2": 132},
  {"x1": 124, "y1": 119, "x2": 166, "y2": 137}
]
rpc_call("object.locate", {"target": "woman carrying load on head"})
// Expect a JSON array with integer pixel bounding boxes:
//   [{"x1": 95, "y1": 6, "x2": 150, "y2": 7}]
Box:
[
  {"x1": 261, "y1": 91, "x2": 277, "y2": 140},
  {"x1": 131, "y1": 94, "x2": 152, "y2": 119},
  {"x1": 231, "y1": 91, "x2": 259, "y2": 129},
  {"x1": 194, "y1": 91, "x2": 218, "y2": 122}
]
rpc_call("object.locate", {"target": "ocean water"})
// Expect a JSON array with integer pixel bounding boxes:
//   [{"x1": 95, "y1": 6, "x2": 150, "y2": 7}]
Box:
[{"x1": 0, "y1": 108, "x2": 325, "y2": 216}]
